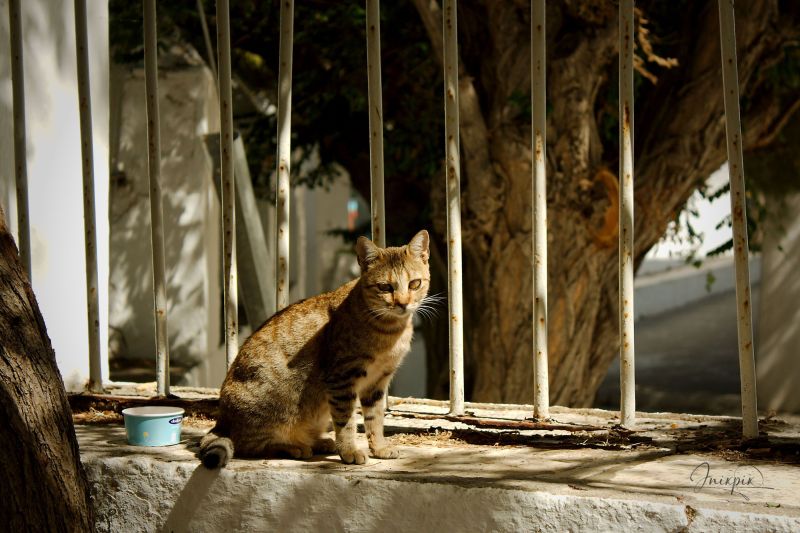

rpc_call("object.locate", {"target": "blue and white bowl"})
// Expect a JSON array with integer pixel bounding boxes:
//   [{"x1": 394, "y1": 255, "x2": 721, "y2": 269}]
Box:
[{"x1": 122, "y1": 406, "x2": 185, "y2": 446}]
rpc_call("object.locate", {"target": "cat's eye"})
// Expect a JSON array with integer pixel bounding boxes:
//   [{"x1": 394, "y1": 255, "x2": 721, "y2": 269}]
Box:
[
  {"x1": 377, "y1": 283, "x2": 394, "y2": 293},
  {"x1": 408, "y1": 279, "x2": 422, "y2": 290}
]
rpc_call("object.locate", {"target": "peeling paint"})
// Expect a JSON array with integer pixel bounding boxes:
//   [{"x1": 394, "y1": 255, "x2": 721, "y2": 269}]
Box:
[
  {"x1": 443, "y1": 0, "x2": 465, "y2": 416},
  {"x1": 718, "y1": 0, "x2": 758, "y2": 439}
]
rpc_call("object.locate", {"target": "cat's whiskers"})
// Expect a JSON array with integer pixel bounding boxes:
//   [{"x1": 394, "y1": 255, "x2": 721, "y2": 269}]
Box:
[
  {"x1": 420, "y1": 294, "x2": 447, "y2": 309},
  {"x1": 424, "y1": 291, "x2": 447, "y2": 299},
  {"x1": 411, "y1": 299, "x2": 442, "y2": 323},
  {"x1": 417, "y1": 307, "x2": 438, "y2": 319},
  {"x1": 413, "y1": 307, "x2": 434, "y2": 323},
  {"x1": 408, "y1": 292, "x2": 447, "y2": 324},
  {"x1": 418, "y1": 301, "x2": 441, "y2": 313}
]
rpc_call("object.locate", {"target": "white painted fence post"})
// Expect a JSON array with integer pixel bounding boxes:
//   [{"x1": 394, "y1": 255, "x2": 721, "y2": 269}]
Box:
[
  {"x1": 142, "y1": 0, "x2": 171, "y2": 394},
  {"x1": 443, "y1": 0, "x2": 465, "y2": 416},
  {"x1": 8, "y1": 0, "x2": 31, "y2": 279},
  {"x1": 366, "y1": 0, "x2": 386, "y2": 249},
  {"x1": 75, "y1": 0, "x2": 104, "y2": 393},
  {"x1": 217, "y1": 0, "x2": 239, "y2": 368},
  {"x1": 275, "y1": 0, "x2": 294, "y2": 312},
  {"x1": 531, "y1": 0, "x2": 549, "y2": 420},
  {"x1": 717, "y1": 0, "x2": 759, "y2": 440},
  {"x1": 619, "y1": 0, "x2": 636, "y2": 427}
]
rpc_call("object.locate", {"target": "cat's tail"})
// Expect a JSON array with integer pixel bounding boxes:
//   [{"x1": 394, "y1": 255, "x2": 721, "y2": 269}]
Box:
[{"x1": 199, "y1": 424, "x2": 234, "y2": 469}]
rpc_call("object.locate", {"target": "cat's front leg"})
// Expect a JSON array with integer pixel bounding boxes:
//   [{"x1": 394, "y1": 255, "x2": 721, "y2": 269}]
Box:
[
  {"x1": 360, "y1": 383, "x2": 399, "y2": 459},
  {"x1": 327, "y1": 386, "x2": 368, "y2": 464}
]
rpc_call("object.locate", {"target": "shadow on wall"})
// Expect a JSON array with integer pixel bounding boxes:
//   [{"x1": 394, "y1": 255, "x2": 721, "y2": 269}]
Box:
[
  {"x1": 758, "y1": 193, "x2": 800, "y2": 414},
  {"x1": 149, "y1": 438, "x2": 722, "y2": 531},
  {"x1": 109, "y1": 63, "x2": 222, "y2": 385},
  {"x1": 159, "y1": 465, "x2": 221, "y2": 533}
]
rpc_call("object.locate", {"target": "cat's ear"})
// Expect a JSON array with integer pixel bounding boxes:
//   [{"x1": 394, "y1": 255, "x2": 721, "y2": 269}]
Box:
[
  {"x1": 356, "y1": 236, "x2": 381, "y2": 271},
  {"x1": 407, "y1": 230, "x2": 429, "y2": 263}
]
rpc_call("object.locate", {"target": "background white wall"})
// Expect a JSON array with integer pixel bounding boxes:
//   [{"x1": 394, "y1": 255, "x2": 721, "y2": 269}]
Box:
[
  {"x1": 108, "y1": 65, "x2": 224, "y2": 387},
  {"x1": 0, "y1": 0, "x2": 110, "y2": 391},
  {"x1": 758, "y1": 193, "x2": 800, "y2": 414}
]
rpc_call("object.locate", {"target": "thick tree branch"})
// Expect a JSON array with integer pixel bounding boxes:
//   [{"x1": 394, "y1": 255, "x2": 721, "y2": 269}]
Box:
[
  {"x1": 635, "y1": 1, "x2": 787, "y2": 252},
  {"x1": 411, "y1": 0, "x2": 502, "y2": 245},
  {"x1": 410, "y1": 0, "x2": 444, "y2": 67},
  {"x1": 745, "y1": 98, "x2": 800, "y2": 151}
]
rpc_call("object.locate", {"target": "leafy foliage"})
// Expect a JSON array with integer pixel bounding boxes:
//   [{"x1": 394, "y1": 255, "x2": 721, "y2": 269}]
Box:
[
  {"x1": 110, "y1": 0, "x2": 441, "y2": 243},
  {"x1": 109, "y1": 0, "x2": 800, "y2": 252}
]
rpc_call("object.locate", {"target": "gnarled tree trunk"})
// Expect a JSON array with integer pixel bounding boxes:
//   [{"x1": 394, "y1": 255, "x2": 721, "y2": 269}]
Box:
[
  {"x1": 0, "y1": 205, "x2": 94, "y2": 531},
  {"x1": 415, "y1": 0, "x2": 799, "y2": 405}
]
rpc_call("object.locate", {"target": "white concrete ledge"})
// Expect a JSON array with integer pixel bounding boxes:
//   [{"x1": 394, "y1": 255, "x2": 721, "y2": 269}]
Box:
[{"x1": 78, "y1": 403, "x2": 800, "y2": 532}]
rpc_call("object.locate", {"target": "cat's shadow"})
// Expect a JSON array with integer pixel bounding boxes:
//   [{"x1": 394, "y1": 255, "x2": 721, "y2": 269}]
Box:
[{"x1": 159, "y1": 463, "x2": 221, "y2": 533}]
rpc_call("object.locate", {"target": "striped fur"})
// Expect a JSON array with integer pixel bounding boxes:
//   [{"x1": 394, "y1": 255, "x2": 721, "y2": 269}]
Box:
[{"x1": 200, "y1": 230, "x2": 431, "y2": 467}]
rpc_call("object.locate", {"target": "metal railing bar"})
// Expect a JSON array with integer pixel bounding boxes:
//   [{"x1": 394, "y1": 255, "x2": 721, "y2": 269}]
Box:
[
  {"x1": 217, "y1": 0, "x2": 239, "y2": 368},
  {"x1": 275, "y1": 0, "x2": 294, "y2": 312},
  {"x1": 531, "y1": 0, "x2": 549, "y2": 420},
  {"x1": 618, "y1": 0, "x2": 636, "y2": 427},
  {"x1": 365, "y1": 0, "x2": 389, "y2": 411},
  {"x1": 717, "y1": 0, "x2": 758, "y2": 440},
  {"x1": 443, "y1": 0, "x2": 465, "y2": 416},
  {"x1": 366, "y1": 0, "x2": 386, "y2": 249},
  {"x1": 8, "y1": 0, "x2": 30, "y2": 279},
  {"x1": 143, "y1": 0, "x2": 170, "y2": 394},
  {"x1": 74, "y1": 0, "x2": 103, "y2": 393}
]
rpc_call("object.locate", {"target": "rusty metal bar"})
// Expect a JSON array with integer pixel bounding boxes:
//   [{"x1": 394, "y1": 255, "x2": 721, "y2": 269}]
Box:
[
  {"x1": 8, "y1": 0, "x2": 30, "y2": 278},
  {"x1": 143, "y1": 0, "x2": 170, "y2": 394},
  {"x1": 217, "y1": 0, "x2": 239, "y2": 367},
  {"x1": 366, "y1": 0, "x2": 389, "y2": 412},
  {"x1": 388, "y1": 410, "x2": 609, "y2": 433},
  {"x1": 74, "y1": 0, "x2": 103, "y2": 392},
  {"x1": 531, "y1": 0, "x2": 549, "y2": 420},
  {"x1": 443, "y1": 0, "x2": 465, "y2": 416},
  {"x1": 618, "y1": 0, "x2": 636, "y2": 427},
  {"x1": 718, "y1": 0, "x2": 758, "y2": 440},
  {"x1": 366, "y1": 0, "x2": 386, "y2": 249},
  {"x1": 275, "y1": 0, "x2": 294, "y2": 311}
]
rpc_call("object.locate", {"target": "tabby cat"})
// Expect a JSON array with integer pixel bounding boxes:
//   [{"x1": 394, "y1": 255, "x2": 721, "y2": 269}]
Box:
[{"x1": 200, "y1": 230, "x2": 431, "y2": 467}]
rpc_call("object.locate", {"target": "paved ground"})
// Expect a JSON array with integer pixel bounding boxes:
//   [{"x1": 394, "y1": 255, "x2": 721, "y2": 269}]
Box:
[{"x1": 597, "y1": 285, "x2": 760, "y2": 416}]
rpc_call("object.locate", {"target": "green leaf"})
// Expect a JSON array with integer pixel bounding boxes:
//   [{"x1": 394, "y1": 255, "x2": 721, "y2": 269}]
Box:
[{"x1": 705, "y1": 272, "x2": 716, "y2": 292}]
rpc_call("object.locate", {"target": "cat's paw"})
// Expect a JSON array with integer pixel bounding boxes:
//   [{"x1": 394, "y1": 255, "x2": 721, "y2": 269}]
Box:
[
  {"x1": 371, "y1": 445, "x2": 401, "y2": 459},
  {"x1": 285, "y1": 445, "x2": 314, "y2": 460},
  {"x1": 313, "y1": 438, "x2": 337, "y2": 454},
  {"x1": 339, "y1": 447, "x2": 368, "y2": 465}
]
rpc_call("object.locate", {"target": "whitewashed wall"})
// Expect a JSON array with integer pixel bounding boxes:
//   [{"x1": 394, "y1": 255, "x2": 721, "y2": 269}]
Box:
[
  {"x1": 0, "y1": 0, "x2": 109, "y2": 390},
  {"x1": 108, "y1": 65, "x2": 224, "y2": 388},
  {"x1": 758, "y1": 193, "x2": 800, "y2": 414}
]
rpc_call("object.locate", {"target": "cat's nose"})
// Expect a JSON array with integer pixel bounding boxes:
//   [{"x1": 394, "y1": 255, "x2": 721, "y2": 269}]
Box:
[{"x1": 396, "y1": 302, "x2": 408, "y2": 311}]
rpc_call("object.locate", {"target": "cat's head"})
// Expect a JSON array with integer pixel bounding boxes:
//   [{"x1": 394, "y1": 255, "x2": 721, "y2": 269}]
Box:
[{"x1": 355, "y1": 230, "x2": 431, "y2": 319}]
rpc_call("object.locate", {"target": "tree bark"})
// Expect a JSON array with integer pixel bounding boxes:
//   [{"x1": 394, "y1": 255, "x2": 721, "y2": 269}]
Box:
[
  {"x1": 0, "y1": 205, "x2": 94, "y2": 531},
  {"x1": 414, "y1": 0, "x2": 800, "y2": 405}
]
